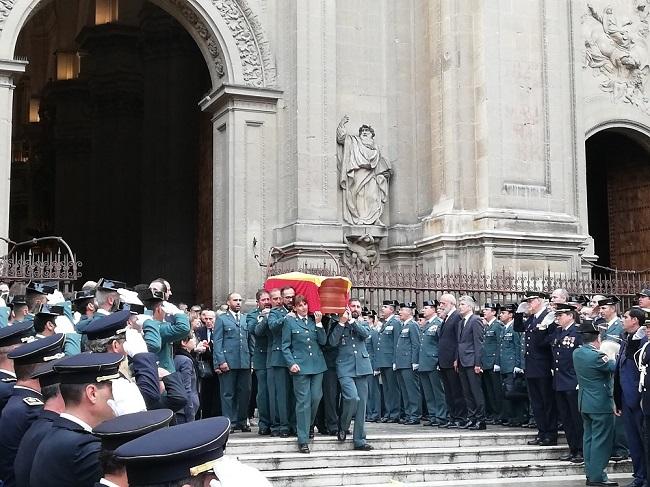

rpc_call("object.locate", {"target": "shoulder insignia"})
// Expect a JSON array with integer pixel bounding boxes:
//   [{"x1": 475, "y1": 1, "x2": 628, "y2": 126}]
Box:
[
  {"x1": 1, "y1": 377, "x2": 16, "y2": 383},
  {"x1": 601, "y1": 355, "x2": 610, "y2": 363},
  {"x1": 23, "y1": 396, "x2": 44, "y2": 407}
]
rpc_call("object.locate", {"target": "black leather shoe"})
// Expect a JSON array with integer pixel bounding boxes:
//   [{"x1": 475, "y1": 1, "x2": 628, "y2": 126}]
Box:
[
  {"x1": 337, "y1": 429, "x2": 347, "y2": 442},
  {"x1": 380, "y1": 417, "x2": 389, "y2": 423},
  {"x1": 539, "y1": 438, "x2": 558, "y2": 446},
  {"x1": 447, "y1": 421, "x2": 461, "y2": 429},
  {"x1": 229, "y1": 427, "x2": 236, "y2": 434},
  {"x1": 437, "y1": 421, "x2": 449, "y2": 428},
  {"x1": 404, "y1": 420, "x2": 420, "y2": 425},
  {"x1": 354, "y1": 443, "x2": 374, "y2": 451},
  {"x1": 309, "y1": 429, "x2": 314, "y2": 439},
  {"x1": 527, "y1": 438, "x2": 541, "y2": 445},
  {"x1": 280, "y1": 432, "x2": 289, "y2": 438},
  {"x1": 460, "y1": 420, "x2": 473, "y2": 429},
  {"x1": 258, "y1": 428, "x2": 271, "y2": 436},
  {"x1": 270, "y1": 430, "x2": 280, "y2": 437},
  {"x1": 239, "y1": 425, "x2": 251, "y2": 433},
  {"x1": 569, "y1": 454, "x2": 584, "y2": 464},
  {"x1": 585, "y1": 481, "x2": 618, "y2": 486},
  {"x1": 298, "y1": 443, "x2": 310, "y2": 454},
  {"x1": 468, "y1": 421, "x2": 486, "y2": 430},
  {"x1": 609, "y1": 454, "x2": 628, "y2": 462},
  {"x1": 388, "y1": 418, "x2": 400, "y2": 423},
  {"x1": 559, "y1": 452, "x2": 573, "y2": 461}
]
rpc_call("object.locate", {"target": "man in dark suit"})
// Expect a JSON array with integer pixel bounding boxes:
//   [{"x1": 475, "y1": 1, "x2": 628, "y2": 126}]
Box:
[
  {"x1": 457, "y1": 295, "x2": 486, "y2": 430},
  {"x1": 437, "y1": 293, "x2": 467, "y2": 428},
  {"x1": 195, "y1": 309, "x2": 220, "y2": 418},
  {"x1": 514, "y1": 291, "x2": 558, "y2": 446}
]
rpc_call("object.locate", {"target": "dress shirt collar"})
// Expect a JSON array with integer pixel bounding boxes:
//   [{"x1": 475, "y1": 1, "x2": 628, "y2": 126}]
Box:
[{"x1": 60, "y1": 412, "x2": 93, "y2": 432}]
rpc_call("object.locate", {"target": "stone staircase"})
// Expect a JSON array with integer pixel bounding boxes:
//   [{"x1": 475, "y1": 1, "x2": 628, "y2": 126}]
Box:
[{"x1": 229, "y1": 424, "x2": 633, "y2": 486}]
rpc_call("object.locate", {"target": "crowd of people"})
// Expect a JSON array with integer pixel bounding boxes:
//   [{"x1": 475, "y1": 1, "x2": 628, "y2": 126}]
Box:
[{"x1": 0, "y1": 277, "x2": 650, "y2": 486}]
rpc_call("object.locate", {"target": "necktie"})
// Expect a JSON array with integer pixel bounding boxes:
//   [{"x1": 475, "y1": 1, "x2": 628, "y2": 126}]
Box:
[
  {"x1": 236, "y1": 312, "x2": 240, "y2": 322},
  {"x1": 303, "y1": 318, "x2": 308, "y2": 325}
]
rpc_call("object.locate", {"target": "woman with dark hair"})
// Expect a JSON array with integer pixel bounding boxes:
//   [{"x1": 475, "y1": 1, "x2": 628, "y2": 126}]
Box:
[{"x1": 173, "y1": 332, "x2": 200, "y2": 423}]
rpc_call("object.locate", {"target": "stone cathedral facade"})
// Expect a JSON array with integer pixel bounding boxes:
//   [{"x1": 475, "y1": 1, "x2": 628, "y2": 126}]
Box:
[{"x1": 0, "y1": 0, "x2": 648, "y2": 304}]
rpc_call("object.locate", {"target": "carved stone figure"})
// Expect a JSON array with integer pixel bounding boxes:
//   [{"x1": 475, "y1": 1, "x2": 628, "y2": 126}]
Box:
[
  {"x1": 342, "y1": 234, "x2": 380, "y2": 270},
  {"x1": 583, "y1": 2, "x2": 650, "y2": 113},
  {"x1": 336, "y1": 115, "x2": 392, "y2": 226}
]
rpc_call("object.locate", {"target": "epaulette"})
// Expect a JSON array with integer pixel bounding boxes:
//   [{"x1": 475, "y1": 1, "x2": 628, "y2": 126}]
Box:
[
  {"x1": 23, "y1": 396, "x2": 44, "y2": 407},
  {"x1": 1, "y1": 377, "x2": 16, "y2": 383}
]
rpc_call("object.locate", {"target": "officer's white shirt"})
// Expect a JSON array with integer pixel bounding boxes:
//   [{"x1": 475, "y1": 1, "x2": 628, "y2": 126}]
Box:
[
  {"x1": 607, "y1": 317, "x2": 619, "y2": 327},
  {"x1": 99, "y1": 479, "x2": 121, "y2": 487},
  {"x1": 486, "y1": 318, "x2": 496, "y2": 326},
  {"x1": 0, "y1": 369, "x2": 15, "y2": 378},
  {"x1": 60, "y1": 412, "x2": 92, "y2": 432}
]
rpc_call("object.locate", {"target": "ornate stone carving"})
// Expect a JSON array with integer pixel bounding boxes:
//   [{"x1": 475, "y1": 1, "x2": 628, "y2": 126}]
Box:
[
  {"x1": 583, "y1": 2, "x2": 650, "y2": 113},
  {"x1": 167, "y1": 0, "x2": 225, "y2": 78},
  {"x1": 212, "y1": 0, "x2": 277, "y2": 87},
  {"x1": 0, "y1": 0, "x2": 16, "y2": 30},
  {"x1": 342, "y1": 234, "x2": 380, "y2": 270},
  {"x1": 336, "y1": 115, "x2": 392, "y2": 226}
]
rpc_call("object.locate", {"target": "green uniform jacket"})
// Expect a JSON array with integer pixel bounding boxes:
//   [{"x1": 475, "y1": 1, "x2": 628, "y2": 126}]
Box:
[
  {"x1": 213, "y1": 312, "x2": 253, "y2": 369},
  {"x1": 573, "y1": 343, "x2": 616, "y2": 414},
  {"x1": 268, "y1": 306, "x2": 289, "y2": 367},
  {"x1": 395, "y1": 319, "x2": 421, "y2": 369},
  {"x1": 482, "y1": 319, "x2": 503, "y2": 369},
  {"x1": 328, "y1": 319, "x2": 373, "y2": 378},
  {"x1": 281, "y1": 315, "x2": 327, "y2": 375},
  {"x1": 145, "y1": 313, "x2": 190, "y2": 372},
  {"x1": 601, "y1": 317, "x2": 623, "y2": 342},
  {"x1": 496, "y1": 322, "x2": 523, "y2": 373},
  {"x1": 418, "y1": 317, "x2": 442, "y2": 372},
  {"x1": 375, "y1": 315, "x2": 400, "y2": 368},
  {"x1": 248, "y1": 308, "x2": 269, "y2": 370}
]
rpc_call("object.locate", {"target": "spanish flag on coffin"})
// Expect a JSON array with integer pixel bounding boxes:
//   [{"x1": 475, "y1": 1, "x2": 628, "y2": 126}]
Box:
[{"x1": 263, "y1": 272, "x2": 352, "y2": 314}]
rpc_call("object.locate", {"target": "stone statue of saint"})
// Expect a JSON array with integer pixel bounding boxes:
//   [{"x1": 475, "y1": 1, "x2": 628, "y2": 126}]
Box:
[{"x1": 336, "y1": 115, "x2": 392, "y2": 225}]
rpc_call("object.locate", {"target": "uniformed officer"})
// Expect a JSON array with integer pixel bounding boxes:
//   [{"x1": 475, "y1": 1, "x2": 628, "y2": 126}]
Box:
[
  {"x1": 75, "y1": 278, "x2": 125, "y2": 334},
  {"x1": 268, "y1": 286, "x2": 296, "y2": 437},
  {"x1": 376, "y1": 300, "x2": 401, "y2": 422},
  {"x1": 22, "y1": 281, "x2": 58, "y2": 325},
  {"x1": 573, "y1": 319, "x2": 619, "y2": 487},
  {"x1": 281, "y1": 295, "x2": 327, "y2": 453},
  {"x1": 495, "y1": 304, "x2": 526, "y2": 426},
  {"x1": 418, "y1": 300, "x2": 447, "y2": 426},
  {"x1": 615, "y1": 307, "x2": 647, "y2": 487},
  {"x1": 0, "y1": 321, "x2": 34, "y2": 414},
  {"x1": 481, "y1": 302, "x2": 504, "y2": 425},
  {"x1": 213, "y1": 292, "x2": 253, "y2": 433},
  {"x1": 329, "y1": 299, "x2": 373, "y2": 450},
  {"x1": 31, "y1": 352, "x2": 123, "y2": 487},
  {"x1": 551, "y1": 303, "x2": 584, "y2": 464},
  {"x1": 394, "y1": 302, "x2": 422, "y2": 424},
  {"x1": 0, "y1": 333, "x2": 65, "y2": 486},
  {"x1": 140, "y1": 288, "x2": 190, "y2": 373},
  {"x1": 514, "y1": 291, "x2": 558, "y2": 446},
  {"x1": 14, "y1": 359, "x2": 63, "y2": 487},
  {"x1": 8, "y1": 295, "x2": 28, "y2": 325},
  {"x1": 71, "y1": 289, "x2": 96, "y2": 326},
  {"x1": 93, "y1": 409, "x2": 174, "y2": 487},
  {"x1": 318, "y1": 313, "x2": 341, "y2": 435},
  {"x1": 33, "y1": 303, "x2": 81, "y2": 356},
  {"x1": 365, "y1": 309, "x2": 382, "y2": 422},
  {"x1": 248, "y1": 289, "x2": 272, "y2": 435},
  {"x1": 0, "y1": 283, "x2": 9, "y2": 328}
]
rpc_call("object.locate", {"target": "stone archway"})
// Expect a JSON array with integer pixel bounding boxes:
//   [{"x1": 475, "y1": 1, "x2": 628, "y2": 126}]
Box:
[
  {"x1": 586, "y1": 124, "x2": 650, "y2": 271},
  {"x1": 0, "y1": 0, "x2": 282, "y2": 304}
]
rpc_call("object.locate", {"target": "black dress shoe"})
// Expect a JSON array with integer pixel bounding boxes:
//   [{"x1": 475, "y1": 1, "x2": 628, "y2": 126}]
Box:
[
  {"x1": 337, "y1": 429, "x2": 347, "y2": 442},
  {"x1": 447, "y1": 421, "x2": 461, "y2": 429},
  {"x1": 298, "y1": 443, "x2": 310, "y2": 454},
  {"x1": 354, "y1": 443, "x2": 374, "y2": 451},
  {"x1": 270, "y1": 431, "x2": 280, "y2": 437},
  {"x1": 569, "y1": 454, "x2": 584, "y2": 464},
  {"x1": 586, "y1": 481, "x2": 618, "y2": 486},
  {"x1": 229, "y1": 427, "x2": 236, "y2": 434},
  {"x1": 539, "y1": 438, "x2": 557, "y2": 446},
  {"x1": 609, "y1": 454, "x2": 628, "y2": 462},
  {"x1": 468, "y1": 421, "x2": 486, "y2": 430},
  {"x1": 527, "y1": 438, "x2": 541, "y2": 445},
  {"x1": 460, "y1": 420, "x2": 474, "y2": 429},
  {"x1": 398, "y1": 418, "x2": 406, "y2": 424},
  {"x1": 258, "y1": 428, "x2": 271, "y2": 436},
  {"x1": 239, "y1": 425, "x2": 251, "y2": 433},
  {"x1": 280, "y1": 432, "x2": 289, "y2": 438},
  {"x1": 559, "y1": 452, "x2": 573, "y2": 461},
  {"x1": 404, "y1": 420, "x2": 420, "y2": 425},
  {"x1": 388, "y1": 418, "x2": 400, "y2": 423},
  {"x1": 309, "y1": 429, "x2": 314, "y2": 439},
  {"x1": 437, "y1": 421, "x2": 449, "y2": 428},
  {"x1": 380, "y1": 417, "x2": 389, "y2": 423}
]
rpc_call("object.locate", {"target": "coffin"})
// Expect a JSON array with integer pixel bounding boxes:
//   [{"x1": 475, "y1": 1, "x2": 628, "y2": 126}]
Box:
[{"x1": 264, "y1": 272, "x2": 352, "y2": 314}]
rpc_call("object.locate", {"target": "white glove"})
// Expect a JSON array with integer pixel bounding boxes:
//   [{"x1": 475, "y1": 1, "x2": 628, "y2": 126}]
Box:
[
  {"x1": 107, "y1": 377, "x2": 146, "y2": 416},
  {"x1": 633, "y1": 326, "x2": 647, "y2": 340},
  {"x1": 135, "y1": 314, "x2": 150, "y2": 328},
  {"x1": 493, "y1": 364, "x2": 501, "y2": 372},
  {"x1": 123, "y1": 328, "x2": 148, "y2": 357},
  {"x1": 392, "y1": 363, "x2": 396, "y2": 371},
  {"x1": 516, "y1": 302, "x2": 529, "y2": 314},
  {"x1": 0, "y1": 296, "x2": 5, "y2": 307},
  {"x1": 373, "y1": 370, "x2": 380, "y2": 376},
  {"x1": 46, "y1": 290, "x2": 65, "y2": 305},
  {"x1": 162, "y1": 301, "x2": 182, "y2": 315},
  {"x1": 54, "y1": 315, "x2": 75, "y2": 334},
  {"x1": 118, "y1": 288, "x2": 142, "y2": 306},
  {"x1": 412, "y1": 363, "x2": 419, "y2": 371},
  {"x1": 513, "y1": 367, "x2": 524, "y2": 375}
]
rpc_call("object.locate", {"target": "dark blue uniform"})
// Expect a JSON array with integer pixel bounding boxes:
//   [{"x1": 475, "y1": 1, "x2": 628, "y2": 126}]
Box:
[
  {"x1": 0, "y1": 370, "x2": 16, "y2": 414},
  {"x1": 514, "y1": 309, "x2": 557, "y2": 443},
  {"x1": 0, "y1": 386, "x2": 43, "y2": 486},
  {"x1": 14, "y1": 409, "x2": 59, "y2": 487},
  {"x1": 30, "y1": 415, "x2": 102, "y2": 487},
  {"x1": 550, "y1": 323, "x2": 583, "y2": 456}
]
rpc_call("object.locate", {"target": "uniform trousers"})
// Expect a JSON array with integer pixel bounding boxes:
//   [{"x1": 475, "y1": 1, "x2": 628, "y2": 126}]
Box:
[
  {"x1": 339, "y1": 375, "x2": 369, "y2": 446},
  {"x1": 366, "y1": 373, "x2": 381, "y2": 421},
  {"x1": 440, "y1": 367, "x2": 467, "y2": 421},
  {"x1": 396, "y1": 368, "x2": 422, "y2": 422},
  {"x1": 583, "y1": 412, "x2": 615, "y2": 483},
  {"x1": 219, "y1": 368, "x2": 251, "y2": 427},
  {"x1": 322, "y1": 367, "x2": 341, "y2": 432},
  {"x1": 622, "y1": 400, "x2": 647, "y2": 485},
  {"x1": 254, "y1": 368, "x2": 271, "y2": 431},
  {"x1": 526, "y1": 376, "x2": 557, "y2": 441},
  {"x1": 555, "y1": 389, "x2": 583, "y2": 454},
  {"x1": 482, "y1": 369, "x2": 504, "y2": 420},
  {"x1": 418, "y1": 369, "x2": 447, "y2": 422},
  {"x1": 379, "y1": 367, "x2": 400, "y2": 420},
  {"x1": 611, "y1": 415, "x2": 629, "y2": 457},
  {"x1": 269, "y1": 366, "x2": 291, "y2": 433},
  {"x1": 458, "y1": 366, "x2": 485, "y2": 422},
  {"x1": 292, "y1": 373, "x2": 323, "y2": 445},
  {"x1": 501, "y1": 373, "x2": 527, "y2": 423}
]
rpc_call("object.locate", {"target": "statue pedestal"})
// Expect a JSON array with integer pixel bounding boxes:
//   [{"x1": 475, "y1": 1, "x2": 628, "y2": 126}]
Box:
[{"x1": 342, "y1": 225, "x2": 387, "y2": 242}]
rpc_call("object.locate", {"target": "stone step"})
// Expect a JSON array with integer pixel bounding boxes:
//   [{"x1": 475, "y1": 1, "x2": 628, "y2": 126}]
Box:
[
  {"x1": 241, "y1": 445, "x2": 568, "y2": 471},
  {"x1": 260, "y1": 459, "x2": 632, "y2": 487},
  {"x1": 226, "y1": 430, "x2": 563, "y2": 455}
]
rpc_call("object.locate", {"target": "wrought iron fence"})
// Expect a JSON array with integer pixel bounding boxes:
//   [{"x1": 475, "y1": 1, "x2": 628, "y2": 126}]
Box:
[{"x1": 267, "y1": 262, "x2": 650, "y2": 311}]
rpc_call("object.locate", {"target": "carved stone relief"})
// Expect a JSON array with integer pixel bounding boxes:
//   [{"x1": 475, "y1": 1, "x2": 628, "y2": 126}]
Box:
[
  {"x1": 583, "y1": 1, "x2": 650, "y2": 114},
  {"x1": 342, "y1": 234, "x2": 380, "y2": 270},
  {"x1": 0, "y1": 0, "x2": 16, "y2": 30}
]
